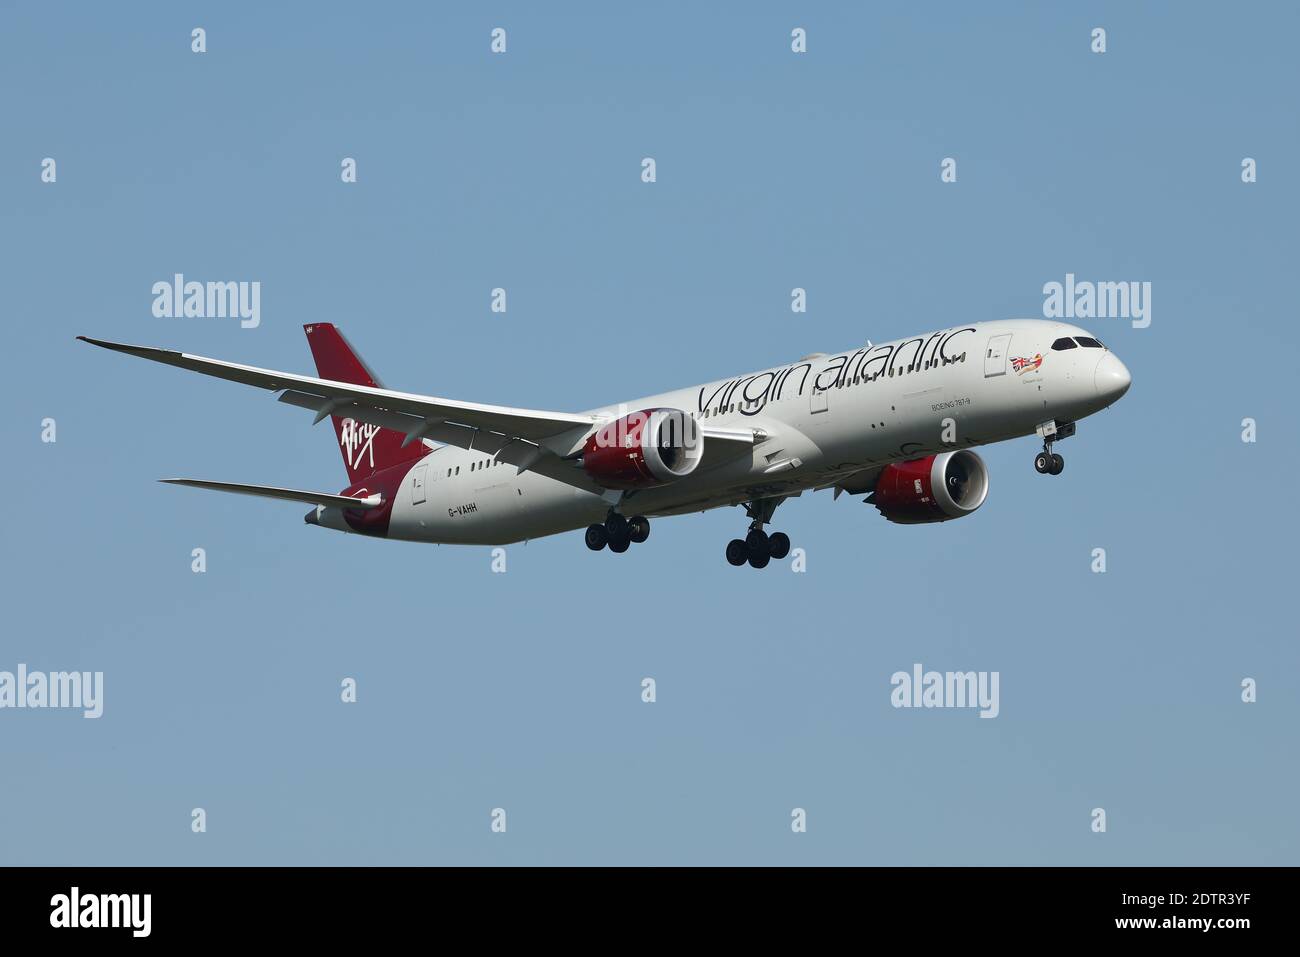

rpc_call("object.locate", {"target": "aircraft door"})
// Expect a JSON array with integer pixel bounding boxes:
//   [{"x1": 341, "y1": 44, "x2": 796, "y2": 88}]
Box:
[
  {"x1": 411, "y1": 464, "x2": 427, "y2": 505},
  {"x1": 984, "y1": 333, "x2": 1012, "y2": 377}
]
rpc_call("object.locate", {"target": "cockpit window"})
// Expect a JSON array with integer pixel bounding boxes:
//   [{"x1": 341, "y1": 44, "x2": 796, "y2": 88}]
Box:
[
  {"x1": 1074, "y1": 336, "x2": 1104, "y2": 348},
  {"x1": 1051, "y1": 337, "x2": 1078, "y2": 351}
]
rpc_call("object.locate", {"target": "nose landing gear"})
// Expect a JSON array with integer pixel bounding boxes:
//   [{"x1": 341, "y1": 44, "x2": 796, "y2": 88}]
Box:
[
  {"x1": 1034, "y1": 450, "x2": 1064, "y2": 475},
  {"x1": 726, "y1": 498, "x2": 792, "y2": 569},
  {"x1": 1033, "y1": 420, "x2": 1073, "y2": 476}
]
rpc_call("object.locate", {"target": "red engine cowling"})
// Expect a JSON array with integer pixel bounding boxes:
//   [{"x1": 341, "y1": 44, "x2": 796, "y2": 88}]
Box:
[
  {"x1": 582, "y1": 408, "x2": 703, "y2": 490},
  {"x1": 872, "y1": 450, "x2": 989, "y2": 524}
]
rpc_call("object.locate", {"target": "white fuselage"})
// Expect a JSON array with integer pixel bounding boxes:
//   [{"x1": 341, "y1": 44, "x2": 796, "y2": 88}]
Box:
[{"x1": 320, "y1": 319, "x2": 1130, "y2": 545}]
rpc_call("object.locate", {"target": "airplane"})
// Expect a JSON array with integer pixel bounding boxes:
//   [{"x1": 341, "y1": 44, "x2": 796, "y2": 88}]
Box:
[{"x1": 78, "y1": 318, "x2": 1130, "y2": 568}]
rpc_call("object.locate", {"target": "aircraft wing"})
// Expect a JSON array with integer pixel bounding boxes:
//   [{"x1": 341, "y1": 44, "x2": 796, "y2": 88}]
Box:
[
  {"x1": 79, "y1": 336, "x2": 761, "y2": 494},
  {"x1": 78, "y1": 336, "x2": 594, "y2": 440},
  {"x1": 159, "y1": 479, "x2": 384, "y2": 509}
]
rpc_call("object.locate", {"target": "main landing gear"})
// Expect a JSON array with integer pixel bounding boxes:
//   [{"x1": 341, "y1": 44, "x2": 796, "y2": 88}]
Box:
[
  {"x1": 1033, "y1": 420, "x2": 1074, "y2": 476},
  {"x1": 585, "y1": 513, "x2": 650, "y2": 554},
  {"x1": 726, "y1": 498, "x2": 792, "y2": 570}
]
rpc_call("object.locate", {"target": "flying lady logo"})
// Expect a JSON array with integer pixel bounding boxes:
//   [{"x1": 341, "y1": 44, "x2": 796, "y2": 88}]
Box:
[
  {"x1": 339, "y1": 418, "x2": 379, "y2": 470},
  {"x1": 1011, "y1": 354, "x2": 1043, "y2": 375}
]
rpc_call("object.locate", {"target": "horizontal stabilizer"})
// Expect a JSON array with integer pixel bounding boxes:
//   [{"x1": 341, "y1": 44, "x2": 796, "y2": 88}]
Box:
[{"x1": 159, "y1": 479, "x2": 383, "y2": 510}]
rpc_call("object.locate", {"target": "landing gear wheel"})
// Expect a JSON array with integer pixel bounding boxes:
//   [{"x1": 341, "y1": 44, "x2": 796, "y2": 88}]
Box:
[
  {"x1": 585, "y1": 524, "x2": 608, "y2": 551},
  {"x1": 1034, "y1": 451, "x2": 1052, "y2": 474},
  {"x1": 745, "y1": 528, "x2": 769, "y2": 551},
  {"x1": 604, "y1": 513, "x2": 631, "y2": 552},
  {"x1": 748, "y1": 550, "x2": 771, "y2": 569},
  {"x1": 628, "y1": 515, "x2": 650, "y2": 543},
  {"x1": 607, "y1": 519, "x2": 631, "y2": 552},
  {"x1": 1049, "y1": 453, "x2": 1064, "y2": 475},
  {"x1": 768, "y1": 532, "x2": 791, "y2": 560},
  {"x1": 725, "y1": 539, "x2": 749, "y2": 566}
]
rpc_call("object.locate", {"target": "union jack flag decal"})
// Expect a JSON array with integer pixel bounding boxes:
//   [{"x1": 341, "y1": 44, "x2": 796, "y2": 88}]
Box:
[{"x1": 1011, "y1": 353, "x2": 1043, "y2": 374}]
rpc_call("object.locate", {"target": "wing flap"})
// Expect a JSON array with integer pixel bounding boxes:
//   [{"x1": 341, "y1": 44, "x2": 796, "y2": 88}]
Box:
[
  {"x1": 276, "y1": 390, "x2": 609, "y2": 494},
  {"x1": 697, "y1": 425, "x2": 761, "y2": 471}
]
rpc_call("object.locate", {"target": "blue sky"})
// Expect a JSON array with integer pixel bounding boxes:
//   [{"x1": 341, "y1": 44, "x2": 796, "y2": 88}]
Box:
[{"x1": 1, "y1": 2, "x2": 1296, "y2": 864}]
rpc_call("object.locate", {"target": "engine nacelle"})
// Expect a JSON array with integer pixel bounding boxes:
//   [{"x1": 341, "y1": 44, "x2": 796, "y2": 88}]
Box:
[
  {"x1": 872, "y1": 450, "x2": 989, "y2": 524},
  {"x1": 582, "y1": 408, "x2": 703, "y2": 490}
]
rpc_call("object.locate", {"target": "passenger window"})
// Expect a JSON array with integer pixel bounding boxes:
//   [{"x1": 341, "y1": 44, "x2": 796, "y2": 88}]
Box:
[
  {"x1": 1075, "y1": 336, "x2": 1104, "y2": 348},
  {"x1": 1051, "y1": 337, "x2": 1078, "y2": 351}
]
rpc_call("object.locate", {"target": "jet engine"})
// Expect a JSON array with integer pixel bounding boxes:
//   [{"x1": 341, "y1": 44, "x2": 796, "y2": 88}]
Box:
[
  {"x1": 582, "y1": 408, "x2": 703, "y2": 490},
  {"x1": 870, "y1": 450, "x2": 989, "y2": 524}
]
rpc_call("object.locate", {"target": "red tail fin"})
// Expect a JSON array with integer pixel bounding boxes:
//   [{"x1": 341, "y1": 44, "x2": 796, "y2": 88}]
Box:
[{"x1": 304, "y1": 323, "x2": 427, "y2": 485}]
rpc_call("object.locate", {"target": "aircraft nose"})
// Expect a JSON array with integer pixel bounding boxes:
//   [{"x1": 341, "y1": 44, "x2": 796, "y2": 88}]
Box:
[{"x1": 1094, "y1": 351, "x2": 1131, "y2": 402}]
